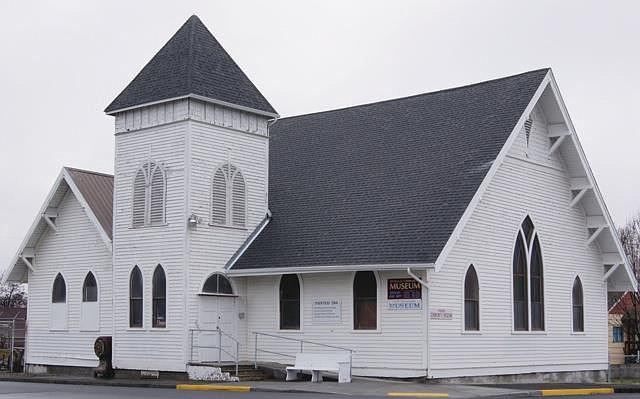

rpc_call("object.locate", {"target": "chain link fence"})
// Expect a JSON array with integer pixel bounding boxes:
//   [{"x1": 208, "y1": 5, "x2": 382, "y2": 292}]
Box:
[{"x1": 0, "y1": 311, "x2": 26, "y2": 373}]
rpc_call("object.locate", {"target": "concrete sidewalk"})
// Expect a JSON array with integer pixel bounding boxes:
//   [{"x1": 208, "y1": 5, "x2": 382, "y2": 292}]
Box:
[{"x1": 0, "y1": 373, "x2": 628, "y2": 397}]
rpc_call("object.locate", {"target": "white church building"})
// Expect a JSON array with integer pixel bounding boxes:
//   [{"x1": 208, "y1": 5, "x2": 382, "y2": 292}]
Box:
[{"x1": 4, "y1": 15, "x2": 637, "y2": 380}]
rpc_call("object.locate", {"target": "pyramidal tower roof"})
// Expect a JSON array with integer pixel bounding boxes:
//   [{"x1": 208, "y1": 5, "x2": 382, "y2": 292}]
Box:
[{"x1": 105, "y1": 15, "x2": 276, "y2": 115}]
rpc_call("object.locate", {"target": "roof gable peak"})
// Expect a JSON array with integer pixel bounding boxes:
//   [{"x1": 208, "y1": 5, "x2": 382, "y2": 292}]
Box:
[{"x1": 105, "y1": 15, "x2": 276, "y2": 115}]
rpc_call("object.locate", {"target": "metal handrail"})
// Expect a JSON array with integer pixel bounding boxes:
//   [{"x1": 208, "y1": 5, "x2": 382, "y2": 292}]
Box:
[
  {"x1": 189, "y1": 328, "x2": 240, "y2": 376},
  {"x1": 253, "y1": 331, "x2": 354, "y2": 379}
]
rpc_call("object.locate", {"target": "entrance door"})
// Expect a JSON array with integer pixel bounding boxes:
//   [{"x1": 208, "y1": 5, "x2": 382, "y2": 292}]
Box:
[{"x1": 198, "y1": 296, "x2": 238, "y2": 363}]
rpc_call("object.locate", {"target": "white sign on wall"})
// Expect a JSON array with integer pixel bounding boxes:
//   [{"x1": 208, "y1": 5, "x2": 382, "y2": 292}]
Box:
[
  {"x1": 429, "y1": 308, "x2": 453, "y2": 320},
  {"x1": 312, "y1": 299, "x2": 342, "y2": 322},
  {"x1": 389, "y1": 299, "x2": 422, "y2": 310}
]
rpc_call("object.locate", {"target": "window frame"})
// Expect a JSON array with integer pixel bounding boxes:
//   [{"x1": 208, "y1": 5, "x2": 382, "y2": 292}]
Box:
[
  {"x1": 571, "y1": 275, "x2": 585, "y2": 333},
  {"x1": 51, "y1": 272, "x2": 67, "y2": 304},
  {"x1": 131, "y1": 160, "x2": 167, "y2": 228},
  {"x1": 463, "y1": 265, "x2": 480, "y2": 332},
  {"x1": 278, "y1": 274, "x2": 303, "y2": 331},
  {"x1": 129, "y1": 266, "x2": 144, "y2": 329},
  {"x1": 152, "y1": 265, "x2": 167, "y2": 329},
  {"x1": 199, "y1": 273, "x2": 236, "y2": 297},
  {"x1": 209, "y1": 161, "x2": 248, "y2": 229},
  {"x1": 612, "y1": 326, "x2": 623, "y2": 343},
  {"x1": 352, "y1": 271, "x2": 379, "y2": 332},
  {"x1": 511, "y1": 215, "x2": 546, "y2": 334},
  {"x1": 82, "y1": 271, "x2": 98, "y2": 303}
]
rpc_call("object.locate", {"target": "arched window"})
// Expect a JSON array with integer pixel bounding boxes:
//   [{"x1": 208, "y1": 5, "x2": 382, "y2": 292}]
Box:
[
  {"x1": 52, "y1": 273, "x2": 66, "y2": 303},
  {"x1": 202, "y1": 273, "x2": 234, "y2": 295},
  {"x1": 82, "y1": 272, "x2": 98, "y2": 302},
  {"x1": 464, "y1": 265, "x2": 479, "y2": 331},
  {"x1": 572, "y1": 277, "x2": 584, "y2": 332},
  {"x1": 129, "y1": 266, "x2": 143, "y2": 328},
  {"x1": 132, "y1": 161, "x2": 166, "y2": 227},
  {"x1": 211, "y1": 162, "x2": 246, "y2": 227},
  {"x1": 513, "y1": 216, "x2": 544, "y2": 331},
  {"x1": 353, "y1": 271, "x2": 377, "y2": 330},
  {"x1": 279, "y1": 274, "x2": 300, "y2": 330},
  {"x1": 152, "y1": 265, "x2": 166, "y2": 328}
]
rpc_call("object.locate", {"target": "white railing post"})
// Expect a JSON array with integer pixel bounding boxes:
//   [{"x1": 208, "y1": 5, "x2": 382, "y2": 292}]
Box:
[{"x1": 254, "y1": 333, "x2": 259, "y2": 369}]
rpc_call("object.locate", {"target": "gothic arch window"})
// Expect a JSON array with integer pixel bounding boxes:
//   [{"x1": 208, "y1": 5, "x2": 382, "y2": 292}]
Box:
[
  {"x1": 129, "y1": 266, "x2": 143, "y2": 328},
  {"x1": 132, "y1": 161, "x2": 166, "y2": 227},
  {"x1": 152, "y1": 265, "x2": 166, "y2": 328},
  {"x1": 279, "y1": 274, "x2": 301, "y2": 330},
  {"x1": 52, "y1": 273, "x2": 66, "y2": 303},
  {"x1": 464, "y1": 265, "x2": 479, "y2": 331},
  {"x1": 211, "y1": 162, "x2": 246, "y2": 227},
  {"x1": 353, "y1": 271, "x2": 377, "y2": 330},
  {"x1": 513, "y1": 215, "x2": 545, "y2": 331},
  {"x1": 202, "y1": 273, "x2": 234, "y2": 295},
  {"x1": 572, "y1": 276, "x2": 584, "y2": 332},
  {"x1": 82, "y1": 272, "x2": 98, "y2": 302}
]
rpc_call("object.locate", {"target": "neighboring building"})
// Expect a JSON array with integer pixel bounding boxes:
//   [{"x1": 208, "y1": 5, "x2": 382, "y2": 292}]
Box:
[
  {"x1": 4, "y1": 15, "x2": 637, "y2": 380},
  {"x1": 609, "y1": 292, "x2": 634, "y2": 365}
]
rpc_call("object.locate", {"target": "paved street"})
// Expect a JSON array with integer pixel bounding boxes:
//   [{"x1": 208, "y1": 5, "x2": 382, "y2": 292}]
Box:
[{"x1": 0, "y1": 381, "x2": 637, "y2": 399}]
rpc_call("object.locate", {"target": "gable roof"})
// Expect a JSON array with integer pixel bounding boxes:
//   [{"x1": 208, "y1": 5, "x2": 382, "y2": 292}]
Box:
[
  {"x1": 65, "y1": 168, "x2": 114, "y2": 239},
  {"x1": 231, "y1": 69, "x2": 549, "y2": 271},
  {"x1": 104, "y1": 15, "x2": 277, "y2": 116},
  {"x1": 610, "y1": 291, "x2": 635, "y2": 315},
  {"x1": 4, "y1": 167, "x2": 113, "y2": 283}
]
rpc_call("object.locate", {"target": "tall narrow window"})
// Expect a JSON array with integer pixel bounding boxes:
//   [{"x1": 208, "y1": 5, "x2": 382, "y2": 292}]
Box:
[
  {"x1": 512, "y1": 216, "x2": 545, "y2": 331},
  {"x1": 211, "y1": 162, "x2": 246, "y2": 228},
  {"x1": 572, "y1": 276, "x2": 584, "y2": 332},
  {"x1": 132, "y1": 161, "x2": 166, "y2": 227},
  {"x1": 129, "y1": 266, "x2": 143, "y2": 328},
  {"x1": 353, "y1": 271, "x2": 377, "y2": 330},
  {"x1": 464, "y1": 265, "x2": 479, "y2": 331},
  {"x1": 152, "y1": 265, "x2": 166, "y2": 328},
  {"x1": 202, "y1": 273, "x2": 234, "y2": 295},
  {"x1": 52, "y1": 273, "x2": 66, "y2": 303},
  {"x1": 82, "y1": 272, "x2": 98, "y2": 302},
  {"x1": 279, "y1": 274, "x2": 300, "y2": 330}
]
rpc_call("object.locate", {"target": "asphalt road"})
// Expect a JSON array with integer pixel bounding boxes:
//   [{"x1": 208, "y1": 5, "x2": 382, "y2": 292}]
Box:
[{"x1": 0, "y1": 381, "x2": 636, "y2": 399}]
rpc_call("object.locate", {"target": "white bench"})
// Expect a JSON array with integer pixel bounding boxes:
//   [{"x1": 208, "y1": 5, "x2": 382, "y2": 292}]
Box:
[{"x1": 286, "y1": 352, "x2": 351, "y2": 383}]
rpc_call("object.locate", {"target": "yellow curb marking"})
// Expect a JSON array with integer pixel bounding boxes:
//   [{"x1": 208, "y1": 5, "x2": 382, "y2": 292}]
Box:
[
  {"x1": 541, "y1": 388, "x2": 614, "y2": 396},
  {"x1": 176, "y1": 384, "x2": 251, "y2": 392},
  {"x1": 387, "y1": 393, "x2": 449, "y2": 398}
]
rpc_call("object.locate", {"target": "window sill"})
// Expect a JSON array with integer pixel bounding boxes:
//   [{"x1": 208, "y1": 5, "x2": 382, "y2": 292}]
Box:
[
  {"x1": 208, "y1": 223, "x2": 247, "y2": 231},
  {"x1": 198, "y1": 293, "x2": 238, "y2": 297},
  {"x1": 461, "y1": 330, "x2": 482, "y2": 335},
  {"x1": 570, "y1": 331, "x2": 586, "y2": 335},
  {"x1": 129, "y1": 223, "x2": 169, "y2": 230},
  {"x1": 350, "y1": 329, "x2": 381, "y2": 334},
  {"x1": 511, "y1": 330, "x2": 547, "y2": 335},
  {"x1": 127, "y1": 327, "x2": 146, "y2": 331}
]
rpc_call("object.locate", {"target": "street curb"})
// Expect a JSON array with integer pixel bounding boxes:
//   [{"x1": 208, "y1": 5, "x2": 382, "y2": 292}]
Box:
[
  {"x1": 540, "y1": 388, "x2": 614, "y2": 396},
  {"x1": 387, "y1": 393, "x2": 449, "y2": 397},
  {"x1": 176, "y1": 384, "x2": 251, "y2": 392}
]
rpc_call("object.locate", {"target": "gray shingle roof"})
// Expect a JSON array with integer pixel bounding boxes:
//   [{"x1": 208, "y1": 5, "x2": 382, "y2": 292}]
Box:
[
  {"x1": 232, "y1": 69, "x2": 549, "y2": 270},
  {"x1": 65, "y1": 167, "x2": 114, "y2": 239},
  {"x1": 105, "y1": 15, "x2": 276, "y2": 115}
]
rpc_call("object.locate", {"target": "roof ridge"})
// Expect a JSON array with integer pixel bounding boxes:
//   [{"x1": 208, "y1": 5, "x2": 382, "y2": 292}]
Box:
[
  {"x1": 64, "y1": 166, "x2": 114, "y2": 178},
  {"x1": 276, "y1": 68, "x2": 551, "y2": 122}
]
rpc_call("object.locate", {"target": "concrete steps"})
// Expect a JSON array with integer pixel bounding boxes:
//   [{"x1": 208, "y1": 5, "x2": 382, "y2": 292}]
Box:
[{"x1": 220, "y1": 365, "x2": 273, "y2": 381}]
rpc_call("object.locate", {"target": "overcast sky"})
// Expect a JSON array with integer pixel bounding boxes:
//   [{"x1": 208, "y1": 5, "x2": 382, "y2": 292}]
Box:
[{"x1": 1, "y1": 0, "x2": 639, "y2": 271}]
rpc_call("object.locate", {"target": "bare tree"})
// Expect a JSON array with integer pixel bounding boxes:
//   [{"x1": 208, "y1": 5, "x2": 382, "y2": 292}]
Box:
[
  {"x1": 0, "y1": 271, "x2": 27, "y2": 309},
  {"x1": 616, "y1": 213, "x2": 640, "y2": 358}
]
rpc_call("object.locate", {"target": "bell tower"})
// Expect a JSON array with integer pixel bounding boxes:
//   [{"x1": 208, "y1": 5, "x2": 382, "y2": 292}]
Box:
[{"x1": 104, "y1": 15, "x2": 277, "y2": 372}]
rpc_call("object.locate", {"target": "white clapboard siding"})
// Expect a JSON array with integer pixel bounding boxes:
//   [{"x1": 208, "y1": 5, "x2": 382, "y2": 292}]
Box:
[
  {"x1": 26, "y1": 189, "x2": 112, "y2": 367},
  {"x1": 245, "y1": 271, "x2": 427, "y2": 378},
  {"x1": 427, "y1": 118, "x2": 608, "y2": 378},
  {"x1": 185, "y1": 117, "x2": 269, "y2": 361},
  {"x1": 113, "y1": 119, "x2": 187, "y2": 372}
]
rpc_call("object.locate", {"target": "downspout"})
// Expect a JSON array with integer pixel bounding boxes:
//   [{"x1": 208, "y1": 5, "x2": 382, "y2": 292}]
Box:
[{"x1": 407, "y1": 267, "x2": 432, "y2": 379}]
